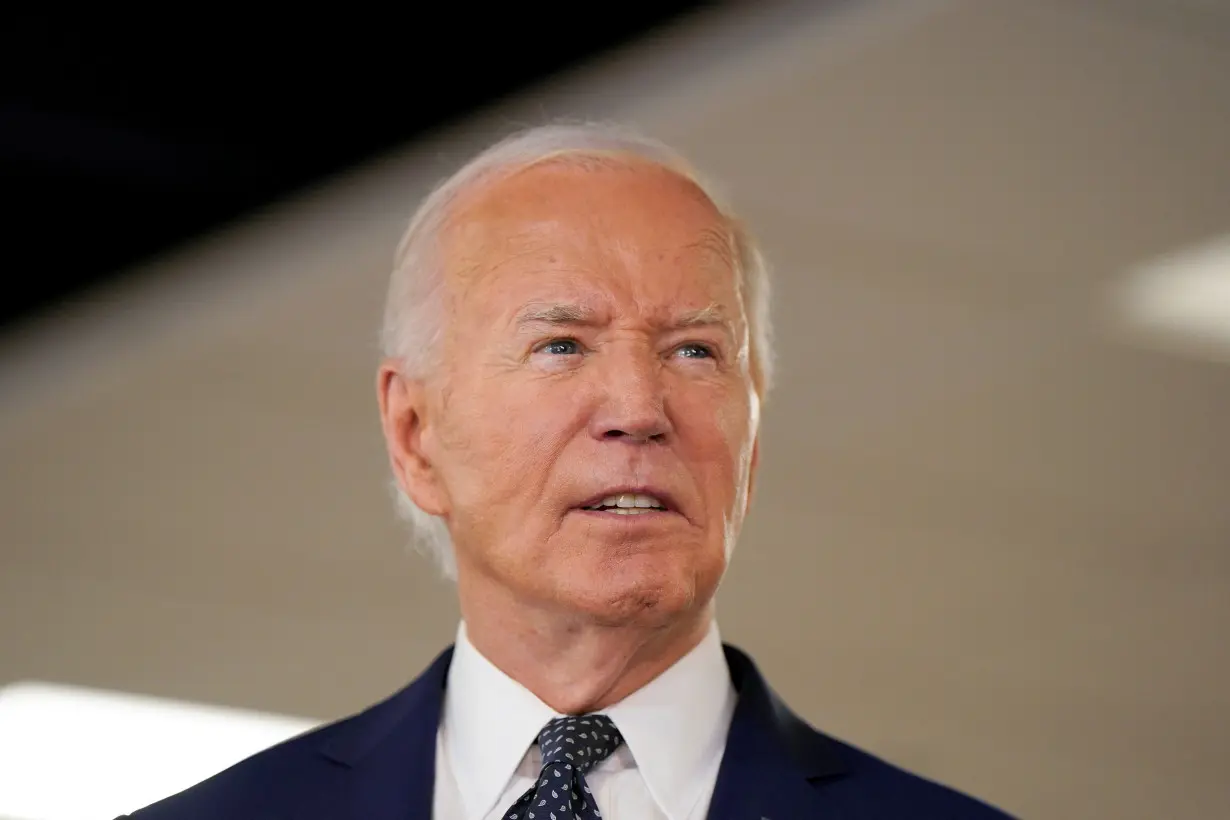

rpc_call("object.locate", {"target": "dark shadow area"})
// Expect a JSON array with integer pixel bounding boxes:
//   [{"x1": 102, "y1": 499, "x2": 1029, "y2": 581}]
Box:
[{"x1": 2, "y1": 6, "x2": 714, "y2": 331}]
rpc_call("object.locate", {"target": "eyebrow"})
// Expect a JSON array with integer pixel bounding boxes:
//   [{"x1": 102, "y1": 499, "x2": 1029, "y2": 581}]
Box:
[
  {"x1": 515, "y1": 303, "x2": 603, "y2": 327},
  {"x1": 514, "y1": 301, "x2": 734, "y2": 333},
  {"x1": 672, "y1": 303, "x2": 730, "y2": 330}
]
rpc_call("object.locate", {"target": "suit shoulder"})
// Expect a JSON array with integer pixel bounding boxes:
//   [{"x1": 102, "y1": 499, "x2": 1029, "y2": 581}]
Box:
[
  {"x1": 123, "y1": 650, "x2": 450, "y2": 819},
  {"x1": 824, "y1": 737, "x2": 1016, "y2": 818},
  {"x1": 124, "y1": 710, "x2": 365, "y2": 820}
]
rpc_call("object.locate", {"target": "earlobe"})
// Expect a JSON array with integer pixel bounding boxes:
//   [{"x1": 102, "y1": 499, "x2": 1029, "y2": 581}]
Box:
[{"x1": 377, "y1": 361, "x2": 448, "y2": 516}]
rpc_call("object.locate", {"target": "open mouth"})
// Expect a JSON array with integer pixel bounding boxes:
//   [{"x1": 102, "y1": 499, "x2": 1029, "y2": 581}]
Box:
[{"x1": 579, "y1": 492, "x2": 669, "y2": 515}]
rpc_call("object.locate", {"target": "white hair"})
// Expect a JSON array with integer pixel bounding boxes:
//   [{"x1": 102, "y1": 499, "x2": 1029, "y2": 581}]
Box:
[{"x1": 380, "y1": 121, "x2": 774, "y2": 579}]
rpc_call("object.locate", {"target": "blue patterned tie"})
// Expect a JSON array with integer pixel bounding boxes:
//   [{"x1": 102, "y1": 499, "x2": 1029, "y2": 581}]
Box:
[{"x1": 502, "y1": 714, "x2": 623, "y2": 820}]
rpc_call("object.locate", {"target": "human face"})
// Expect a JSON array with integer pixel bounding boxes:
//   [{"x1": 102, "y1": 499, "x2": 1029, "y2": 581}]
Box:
[{"x1": 390, "y1": 161, "x2": 760, "y2": 626}]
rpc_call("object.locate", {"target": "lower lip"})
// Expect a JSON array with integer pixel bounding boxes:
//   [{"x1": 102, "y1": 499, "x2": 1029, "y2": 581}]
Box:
[{"x1": 572, "y1": 508, "x2": 681, "y2": 523}]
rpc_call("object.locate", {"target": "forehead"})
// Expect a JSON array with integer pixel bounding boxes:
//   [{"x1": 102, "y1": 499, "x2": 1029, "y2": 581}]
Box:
[{"x1": 440, "y1": 160, "x2": 740, "y2": 306}]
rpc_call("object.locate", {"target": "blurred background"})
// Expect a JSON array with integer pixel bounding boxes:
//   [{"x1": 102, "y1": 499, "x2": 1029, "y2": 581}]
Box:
[{"x1": 3, "y1": 1, "x2": 1229, "y2": 817}]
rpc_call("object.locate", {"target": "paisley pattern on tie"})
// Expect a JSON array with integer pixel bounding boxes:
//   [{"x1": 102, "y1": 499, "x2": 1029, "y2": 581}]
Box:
[{"x1": 502, "y1": 714, "x2": 623, "y2": 820}]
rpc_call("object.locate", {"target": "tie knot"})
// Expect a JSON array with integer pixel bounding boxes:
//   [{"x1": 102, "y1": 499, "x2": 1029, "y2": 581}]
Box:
[{"x1": 537, "y1": 714, "x2": 622, "y2": 773}]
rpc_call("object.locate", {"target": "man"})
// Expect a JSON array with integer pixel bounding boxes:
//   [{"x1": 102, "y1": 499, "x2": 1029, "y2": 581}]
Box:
[{"x1": 120, "y1": 123, "x2": 1012, "y2": 819}]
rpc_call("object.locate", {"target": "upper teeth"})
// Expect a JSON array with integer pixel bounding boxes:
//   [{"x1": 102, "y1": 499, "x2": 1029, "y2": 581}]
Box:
[{"x1": 591, "y1": 493, "x2": 665, "y2": 510}]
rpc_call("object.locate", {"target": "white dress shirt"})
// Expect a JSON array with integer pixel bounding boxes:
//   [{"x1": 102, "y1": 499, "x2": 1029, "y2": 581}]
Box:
[{"x1": 432, "y1": 620, "x2": 736, "y2": 820}]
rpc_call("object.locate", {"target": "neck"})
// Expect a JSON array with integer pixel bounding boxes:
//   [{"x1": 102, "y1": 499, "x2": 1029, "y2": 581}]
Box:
[{"x1": 457, "y1": 577, "x2": 713, "y2": 714}]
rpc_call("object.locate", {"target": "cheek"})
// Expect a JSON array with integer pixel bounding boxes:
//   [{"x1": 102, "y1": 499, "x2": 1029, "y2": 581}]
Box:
[
  {"x1": 680, "y1": 389, "x2": 755, "y2": 495},
  {"x1": 442, "y1": 377, "x2": 587, "y2": 511}
]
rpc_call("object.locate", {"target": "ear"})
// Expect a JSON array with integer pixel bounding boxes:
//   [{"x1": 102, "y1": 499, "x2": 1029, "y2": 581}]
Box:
[{"x1": 377, "y1": 359, "x2": 449, "y2": 516}]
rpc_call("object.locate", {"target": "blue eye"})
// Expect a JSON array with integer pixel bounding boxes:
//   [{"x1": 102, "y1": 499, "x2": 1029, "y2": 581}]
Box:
[
  {"x1": 677, "y1": 343, "x2": 714, "y2": 359},
  {"x1": 542, "y1": 339, "x2": 580, "y2": 355}
]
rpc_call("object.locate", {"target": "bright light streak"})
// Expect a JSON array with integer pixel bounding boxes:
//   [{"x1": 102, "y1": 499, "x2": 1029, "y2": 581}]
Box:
[{"x1": 0, "y1": 680, "x2": 317, "y2": 820}]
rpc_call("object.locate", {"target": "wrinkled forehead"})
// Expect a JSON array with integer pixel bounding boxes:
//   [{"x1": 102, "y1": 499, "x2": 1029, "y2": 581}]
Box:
[{"x1": 437, "y1": 161, "x2": 743, "y2": 304}]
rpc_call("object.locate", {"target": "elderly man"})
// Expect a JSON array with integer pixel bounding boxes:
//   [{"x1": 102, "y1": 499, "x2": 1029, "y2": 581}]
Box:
[{"x1": 120, "y1": 124, "x2": 1011, "y2": 819}]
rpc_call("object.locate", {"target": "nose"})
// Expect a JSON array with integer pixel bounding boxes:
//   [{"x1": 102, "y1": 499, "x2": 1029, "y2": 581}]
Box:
[{"x1": 588, "y1": 346, "x2": 672, "y2": 443}]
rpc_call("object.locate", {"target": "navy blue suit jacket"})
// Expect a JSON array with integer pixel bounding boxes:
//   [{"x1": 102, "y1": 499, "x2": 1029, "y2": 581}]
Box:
[{"x1": 120, "y1": 644, "x2": 1014, "y2": 819}]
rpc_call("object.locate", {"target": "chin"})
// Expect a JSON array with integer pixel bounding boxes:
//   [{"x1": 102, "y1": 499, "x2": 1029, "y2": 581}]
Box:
[{"x1": 565, "y1": 550, "x2": 724, "y2": 628}]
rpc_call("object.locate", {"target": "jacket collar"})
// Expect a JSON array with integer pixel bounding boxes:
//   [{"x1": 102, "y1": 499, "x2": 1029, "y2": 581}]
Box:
[
  {"x1": 300, "y1": 643, "x2": 846, "y2": 820},
  {"x1": 299, "y1": 647, "x2": 452, "y2": 820},
  {"x1": 706, "y1": 645, "x2": 847, "y2": 820}
]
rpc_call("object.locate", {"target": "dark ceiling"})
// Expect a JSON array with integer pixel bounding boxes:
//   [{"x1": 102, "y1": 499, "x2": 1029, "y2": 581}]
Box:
[{"x1": 2, "y1": 6, "x2": 713, "y2": 334}]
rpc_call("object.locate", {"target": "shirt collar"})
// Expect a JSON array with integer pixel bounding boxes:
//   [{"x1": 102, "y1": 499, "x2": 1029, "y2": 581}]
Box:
[
  {"x1": 605, "y1": 620, "x2": 735, "y2": 820},
  {"x1": 441, "y1": 620, "x2": 735, "y2": 820},
  {"x1": 441, "y1": 621, "x2": 556, "y2": 820}
]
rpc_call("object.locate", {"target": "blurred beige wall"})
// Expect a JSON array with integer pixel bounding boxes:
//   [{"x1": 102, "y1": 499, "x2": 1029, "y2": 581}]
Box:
[{"x1": 3, "y1": 2, "x2": 1230, "y2": 817}]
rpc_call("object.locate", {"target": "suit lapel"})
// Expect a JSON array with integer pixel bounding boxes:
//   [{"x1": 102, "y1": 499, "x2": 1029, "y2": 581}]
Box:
[
  {"x1": 706, "y1": 646, "x2": 848, "y2": 820},
  {"x1": 292, "y1": 647, "x2": 453, "y2": 820},
  {"x1": 282, "y1": 642, "x2": 846, "y2": 820}
]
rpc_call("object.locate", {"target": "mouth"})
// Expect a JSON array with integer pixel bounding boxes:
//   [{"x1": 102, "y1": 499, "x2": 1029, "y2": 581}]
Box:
[{"x1": 576, "y1": 489, "x2": 677, "y2": 517}]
